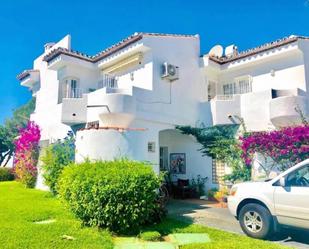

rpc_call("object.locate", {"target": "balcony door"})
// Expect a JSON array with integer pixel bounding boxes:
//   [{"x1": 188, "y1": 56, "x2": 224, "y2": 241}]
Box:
[
  {"x1": 58, "y1": 78, "x2": 80, "y2": 103},
  {"x1": 64, "y1": 78, "x2": 80, "y2": 98},
  {"x1": 67, "y1": 79, "x2": 78, "y2": 98}
]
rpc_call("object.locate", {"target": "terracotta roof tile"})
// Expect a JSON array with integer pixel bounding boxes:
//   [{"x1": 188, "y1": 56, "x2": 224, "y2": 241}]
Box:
[
  {"x1": 208, "y1": 35, "x2": 309, "y2": 65},
  {"x1": 17, "y1": 69, "x2": 40, "y2": 81},
  {"x1": 42, "y1": 47, "x2": 93, "y2": 63},
  {"x1": 43, "y1": 32, "x2": 197, "y2": 64},
  {"x1": 78, "y1": 126, "x2": 147, "y2": 132}
]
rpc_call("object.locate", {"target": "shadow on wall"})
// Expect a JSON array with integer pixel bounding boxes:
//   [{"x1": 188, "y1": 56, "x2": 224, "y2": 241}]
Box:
[{"x1": 198, "y1": 101, "x2": 213, "y2": 126}]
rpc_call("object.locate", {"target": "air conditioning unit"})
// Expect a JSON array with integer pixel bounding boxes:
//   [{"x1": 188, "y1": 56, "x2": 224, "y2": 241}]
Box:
[{"x1": 161, "y1": 62, "x2": 179, "y2": 81}]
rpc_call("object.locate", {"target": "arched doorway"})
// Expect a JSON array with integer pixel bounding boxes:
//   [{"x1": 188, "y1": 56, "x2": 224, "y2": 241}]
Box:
[{"x1": 158, "y1": 129, "x2": 215, "y2": 190}]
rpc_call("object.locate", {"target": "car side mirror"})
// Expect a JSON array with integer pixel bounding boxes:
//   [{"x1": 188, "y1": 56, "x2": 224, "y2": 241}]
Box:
[{"x1": 279, "y1": 177, "x2": 286, "y2": 187}]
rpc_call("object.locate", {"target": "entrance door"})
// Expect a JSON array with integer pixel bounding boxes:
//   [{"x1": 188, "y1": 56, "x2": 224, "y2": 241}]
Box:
[{"x1": 159, "y1": 147, "x2": 168, "y2": 171}]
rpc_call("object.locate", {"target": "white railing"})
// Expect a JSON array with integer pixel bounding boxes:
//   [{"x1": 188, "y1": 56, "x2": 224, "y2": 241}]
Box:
[
  {"x1": 98, "y1": 74, "x2": 118, "y2": 89},
  {"x1": 214, "y1": 94, "x2": 235, "y2": 101},
  {"x1": 64, "y1": 88, "x2": 84, "y2": 98}
]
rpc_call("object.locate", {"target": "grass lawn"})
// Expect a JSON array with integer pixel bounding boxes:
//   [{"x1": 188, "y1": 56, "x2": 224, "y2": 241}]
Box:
[
  {"x1": 0, "y1": 181, "x2": 290, "y2": 249},
  {"x1": 145, "y1": 219, "x2": 290, "y2": 249},
  {"x1": 0, "y1": 181, "x2": 113, "y2": 249}
]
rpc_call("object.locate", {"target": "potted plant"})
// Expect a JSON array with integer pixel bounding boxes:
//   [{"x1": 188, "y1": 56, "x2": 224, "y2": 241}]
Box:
[
  {"x1": 213, "y1": 187, "x2": 229, "y2": 208},
  {"x1": 207, "y1": 187, "x2": 218, "y2": 201},
  {"x1": 190, "y1": 175, "x2": 208, "y2": 198}
]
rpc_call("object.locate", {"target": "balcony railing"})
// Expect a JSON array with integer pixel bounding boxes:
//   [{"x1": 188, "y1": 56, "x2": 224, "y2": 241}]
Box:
[
  {"x1": 64, "y1": 88, "x2": 84, "y2": 98},
  {"x1": 214, "y1": 94, "x2": 235, "y2": 101},
  {"x1": 98, "y1": 74, "x2": 118, "y2": 89}
]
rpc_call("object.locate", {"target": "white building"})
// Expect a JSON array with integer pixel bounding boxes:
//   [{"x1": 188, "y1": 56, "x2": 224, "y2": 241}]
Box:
[{"x1": 18, "y1": 33, "x2": 309, "y2": 190}]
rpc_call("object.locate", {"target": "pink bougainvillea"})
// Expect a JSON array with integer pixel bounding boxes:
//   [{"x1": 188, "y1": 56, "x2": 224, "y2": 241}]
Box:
[
  {"x1": 240, "y1": 125, "x2": 309, "y2": 170},
  {"x1": 13, "y1": 121, "x2": 41, "y2": 188}
]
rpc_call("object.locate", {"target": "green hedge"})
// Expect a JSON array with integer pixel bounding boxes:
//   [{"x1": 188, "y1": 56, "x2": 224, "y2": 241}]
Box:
[
  {"x1": 139, "y1": 231, "x2": 162, "y2": 241},
  {"x1": 0, "y1": 168, "x2": 14, "y2": 181},
  {"x1": 57, "y1": 159, "x2": 163, "y2": 234}
]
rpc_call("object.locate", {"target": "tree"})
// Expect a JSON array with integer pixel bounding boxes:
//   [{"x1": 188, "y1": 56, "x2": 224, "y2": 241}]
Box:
[
  {"x1": 177, "y1": 124, "x2": 251, "y2": 183},
  {"x1": 41, "y1": 131, "x2": 75, "y2": 195},
  {"x1": 176, "y1": 124, "x2": 239, "y2": 159},
  {"x1": 0, "y1": 98, "x2": 35, "y2": 166}
]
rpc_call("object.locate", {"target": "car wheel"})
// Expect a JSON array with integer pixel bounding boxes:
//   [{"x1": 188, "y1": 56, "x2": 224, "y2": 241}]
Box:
[{"x1": 239, "y1": 203, "x2": 273, "y2": 239}]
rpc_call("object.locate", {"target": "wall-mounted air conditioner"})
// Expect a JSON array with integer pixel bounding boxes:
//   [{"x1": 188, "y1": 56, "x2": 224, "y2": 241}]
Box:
[{"x1": 161, "y1": 62, "x2": 179, "y2": 81}]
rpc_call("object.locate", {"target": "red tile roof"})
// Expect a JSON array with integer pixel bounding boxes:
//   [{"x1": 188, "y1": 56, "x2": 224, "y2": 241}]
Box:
[
  {"x1": 43, "y1": 32, "x2": 197, "y2": 64},
  {"x1": 78, "y1": 126, "x2": 148, "y2": 132},
  {"x1": 17, "y1": 69, "x2": 40, "y2": 81},
  {"x1": 208, "y1": 35, "x2": 309, "y2": 65}
]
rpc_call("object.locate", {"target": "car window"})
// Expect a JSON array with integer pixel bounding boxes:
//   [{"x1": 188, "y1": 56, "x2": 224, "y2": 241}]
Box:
[{"x1": 286, "y1": 165, "x2": 309, "y2": 187}]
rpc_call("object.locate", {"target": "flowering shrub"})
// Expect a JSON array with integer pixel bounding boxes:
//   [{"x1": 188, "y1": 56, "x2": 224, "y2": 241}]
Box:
[
  {"x1": 13, "y1": 121, "x2": 40, "y2": 188},
  {"x1": 240, "y1": 125, "x2": 309, "y2": 172}
]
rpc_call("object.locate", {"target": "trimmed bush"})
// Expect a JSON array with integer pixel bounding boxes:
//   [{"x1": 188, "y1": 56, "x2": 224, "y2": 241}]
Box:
[
  {"x1": 0, "y1": 168, "x2": 14, "y2": 181},
  {"x1": 57, "y1": 159, "x2": 163, "y2": 234},
  {"x1": 139, "y1": 231, "x2": 161, "y2": 241}
]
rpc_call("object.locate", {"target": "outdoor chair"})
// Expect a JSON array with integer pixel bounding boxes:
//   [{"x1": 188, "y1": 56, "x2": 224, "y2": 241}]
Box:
[{"x1": 172, "y1": 179, "x2": 195, "y2": 199}]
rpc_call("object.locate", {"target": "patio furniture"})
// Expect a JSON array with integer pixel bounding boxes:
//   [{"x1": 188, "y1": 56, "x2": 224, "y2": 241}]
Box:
[{"x1": 172, "y1": 179, "x2": 195, "y2": 199}]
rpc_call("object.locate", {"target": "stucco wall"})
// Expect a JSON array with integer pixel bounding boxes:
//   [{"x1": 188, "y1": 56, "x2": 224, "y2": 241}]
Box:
[
  {"x1": 241, "y1": 90, "x2": 274, "y2": 131},
  {"x1": 220, "y1": 52, "x2": 305, "y2": 91},
  {"x1": 31, "y1": 36, "x2": 73, "y2": 141},
  {"x1": 159, "y1": 129, "x2": 216, "y2": 190},
  {"x1": 75, "y1": 119, "x2": 169, "y2": 174}
]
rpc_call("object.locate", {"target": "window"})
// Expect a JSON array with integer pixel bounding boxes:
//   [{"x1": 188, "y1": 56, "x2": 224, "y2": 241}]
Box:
[
  {"x1": 148, "y1": 142, "x2": 156, "y2": 153},
  {"x1": 236, "y1": 76, "x2": 252, "y2": 94},
  {"x1": 212, "y1": 160, "x2": 226, "y2": 184},
  {"x1": 159, "y1": 147, "x2": 168, "y2": 171},
  {"x1": 58, "y1": 77, "x2": 80, "y2": 103},
  {"x1": 286, "y1": 165, "x2": 309, "y2": 187},
  {"x1": 220, "y1": 76, "x2": 252, "y2": 98},
  {"x1": 208, "y1": 80, "x2": 217, "y2": 101},
  {"x1": 100, "y1": 74, "x2": 118, "y2": 89},
  {"x1": 223, "y1": 83, "x2": 236, "y2": 96}
]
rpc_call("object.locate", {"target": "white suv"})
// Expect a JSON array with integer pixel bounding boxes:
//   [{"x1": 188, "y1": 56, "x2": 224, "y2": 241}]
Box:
[{"x1": 228, "y1": 159, "x2": 309, "y2": 239}]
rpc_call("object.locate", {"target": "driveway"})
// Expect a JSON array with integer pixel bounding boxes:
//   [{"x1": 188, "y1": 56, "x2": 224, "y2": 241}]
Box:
[{"x1": 167, "y1": 199, "x2": 309, "y2": 249}]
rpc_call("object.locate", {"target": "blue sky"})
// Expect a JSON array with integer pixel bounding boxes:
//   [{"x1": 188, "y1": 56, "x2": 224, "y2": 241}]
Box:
[{"x1": 0, "y1": 0, "x2": 309, "y2": 124}]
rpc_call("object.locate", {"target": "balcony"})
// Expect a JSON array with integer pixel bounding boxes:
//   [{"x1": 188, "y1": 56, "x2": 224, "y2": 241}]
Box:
[
  {"x1": 98, "y1": 74, "x2": 118, "y2": 89},
  {"x1": 270, "y1": 92, "x2": 309, "y2": 127},
  {"x1": 63, "y1": 87, "x2": 84, "y2": 98},
  {"x1": 61, "y1": 95, "x2": 87, "y2": 125},
  {"x1": 210, "y1": 95, "x2": 241, "y2": 125},
  {"x1": 17, "y1": 70, "x2": 40, "y2": 96},
  {"x1": 86, "y1": 86, "x2": 136, "y2": 127},
  {"x1": 61, "y1": 88, "x2": 87, "y2": 125}
]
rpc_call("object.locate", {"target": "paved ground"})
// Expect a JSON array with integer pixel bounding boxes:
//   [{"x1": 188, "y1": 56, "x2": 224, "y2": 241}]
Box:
[{"x1": 167, "y1": 199, "x2": 309, "y2": 249}]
